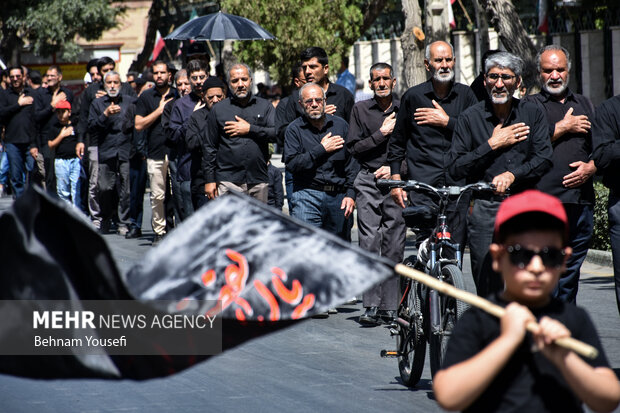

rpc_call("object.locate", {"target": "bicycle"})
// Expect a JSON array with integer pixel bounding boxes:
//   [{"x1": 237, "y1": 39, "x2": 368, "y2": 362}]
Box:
[{"x1": 378, "y1": 179, "x2": 496, "y2": 387}]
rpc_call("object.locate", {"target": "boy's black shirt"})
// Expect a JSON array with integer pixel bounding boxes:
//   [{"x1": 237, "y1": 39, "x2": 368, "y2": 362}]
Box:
[{"x1": 441, "y1": 293, "x2": 609, "y2": 412}]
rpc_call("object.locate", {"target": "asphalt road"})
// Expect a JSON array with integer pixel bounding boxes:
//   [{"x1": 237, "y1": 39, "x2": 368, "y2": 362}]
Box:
[{"x1": 0, "y1": 192, "x2": 619, "y2": 413}]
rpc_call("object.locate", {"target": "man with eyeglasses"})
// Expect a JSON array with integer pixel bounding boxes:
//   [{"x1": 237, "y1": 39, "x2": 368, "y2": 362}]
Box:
[
  {"x1": 167, "y1": 59, "x2": 210, "y2": 222},
  {"x1": 0, "y1": 66, "x2": 37, "y2": 197},
  {"x1": 283, "y1": 82, "x2": 358, "y2": 243},
  {"x1": 449, "y1": 51, "x2": 552, "y2": 297},
  {"x1": 202, "y1": 63, "x2": 275, "y2": 203},
  {"x1": 388, "y1": 40, "x2": 478, "y2": 259},
  {"x1": 521, "y1": 45, "x2": 596, "y2": 304},
  {"x1": 278, "y1": 47, "x2": 354, "y2": 137}
]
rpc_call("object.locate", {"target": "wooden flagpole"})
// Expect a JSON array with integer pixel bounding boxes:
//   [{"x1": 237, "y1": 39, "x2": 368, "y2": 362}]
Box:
[{"x1": 394, "y1": 263, "x2": 598, "y2": 359}]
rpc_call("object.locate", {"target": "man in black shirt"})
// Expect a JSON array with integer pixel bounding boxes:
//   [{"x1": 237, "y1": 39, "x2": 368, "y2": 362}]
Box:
[
  {"x1": 88, "y1": 71, "x2": 137, "y2": 234},
  {"x1": 277, "y1": 47, "x2": 354, "y2": 136},
  {"x1": 134, "y1": 61, "x2": 174, "y2": 241},
  {"x1": 203, "y1": 63, "x2": 275, "y2": 202},
  {"x1": 168, "y1": 60, "x2": 209, "y2": 220},
  {"x1": 0, "y1": 66, "x2": 36, "y2": 198},
  {"x1": 34, "y1": 65, "x2": 74, "y2": 192},
  {"x1": 186, "y1": 76, "x2": 227, "y2": 209},
  {"x1": 592, "y1": 95, "x2": 620, "y2": 315},
  {"x1": 449, "y1": 52, "x2": 553, "y2": 297},
  {"x1": 388, "y1": 40, "x2": 478, "y2": 254},
  {"x1": 523, "y1": 45, "x2": 596, "y2": 304},
  {"x1": 284, "y1": 82, "x2": 358, "y2": 241},
  {"x1": 348, "y1": 62, "x2": 405, "y2": 325},
  {"x1": 77, "y1": 56, "x2": 136, "y2": 229}
]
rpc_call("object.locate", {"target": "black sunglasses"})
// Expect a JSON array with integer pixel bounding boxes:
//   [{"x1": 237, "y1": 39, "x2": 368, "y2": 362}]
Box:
[{"x1": 505, "y1": 244, "x2": 566, "y2": 268}]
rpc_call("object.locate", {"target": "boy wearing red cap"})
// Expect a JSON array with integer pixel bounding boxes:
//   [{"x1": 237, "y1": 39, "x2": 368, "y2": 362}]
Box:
[
  {"x1": 47, "y1": 100, "x2": 81, "y2": 207},
  {"x1": 433, "y1": 190, "x2": 620, "y2": 412}
]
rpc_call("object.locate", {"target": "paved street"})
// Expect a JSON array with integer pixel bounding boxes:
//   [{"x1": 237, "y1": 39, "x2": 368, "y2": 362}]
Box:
[{"x1": 0, "y1": 190, "x2": 619, "y2": 412}]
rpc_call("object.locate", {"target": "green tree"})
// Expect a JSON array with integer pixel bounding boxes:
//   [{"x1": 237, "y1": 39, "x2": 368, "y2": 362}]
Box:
[
  {"x1": 220, "y1": 0, "x2": 365, "y2": 84},
  {"x1": 0, "y1": 0, "x2": 121, "y2": 64}
]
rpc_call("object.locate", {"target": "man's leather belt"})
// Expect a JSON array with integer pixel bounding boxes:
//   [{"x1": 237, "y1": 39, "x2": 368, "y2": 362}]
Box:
[{"x1": 309, "y1": 183, "x2": 345, "y2": 192}]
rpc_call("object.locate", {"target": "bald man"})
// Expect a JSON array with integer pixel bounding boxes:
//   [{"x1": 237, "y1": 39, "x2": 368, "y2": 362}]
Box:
[{"x1": 387, "y1": 40, "x2": 478, "y2": 255}]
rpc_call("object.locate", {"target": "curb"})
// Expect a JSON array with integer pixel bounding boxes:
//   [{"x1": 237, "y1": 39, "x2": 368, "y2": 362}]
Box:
[{"x1": 585, "y1": 249, "x2": 613, "y2": 268}]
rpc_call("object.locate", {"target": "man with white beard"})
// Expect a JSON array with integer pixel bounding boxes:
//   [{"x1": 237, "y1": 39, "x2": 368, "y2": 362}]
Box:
[
  {"x1": 448, "y1": 52, "x2": 553, "y2": 297},
  {"x1": 522, "y1": 45, "x2": 596, "y2": 304},
  {"x1": 88, "y1": 71, "x2": 137, "y2": 234},
  {"x1": 387, "y1": 40, "x2": 478, "y2": 257}
]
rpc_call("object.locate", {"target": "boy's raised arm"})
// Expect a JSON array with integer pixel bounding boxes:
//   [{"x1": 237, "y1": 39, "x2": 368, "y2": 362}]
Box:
[
  {"x1": 534, "y1": 317, "x2": 620, "y2": 413},
  {"x1": 433, "y1": 303, "x2": 535, "y2": 411}
]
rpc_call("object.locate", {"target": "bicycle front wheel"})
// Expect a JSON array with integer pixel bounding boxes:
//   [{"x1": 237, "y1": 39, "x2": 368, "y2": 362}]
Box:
[
  {"x1": 397, "y1": 278, "x2": 426, "y2": 387},
  {"x1": 429, "y1": 263, "x2": 476, "y2": 377}
]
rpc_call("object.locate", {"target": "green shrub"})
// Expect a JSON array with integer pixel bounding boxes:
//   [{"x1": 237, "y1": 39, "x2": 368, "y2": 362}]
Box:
[{"x1": 591, "y1": 181, "x2": 611, "y2": 251}]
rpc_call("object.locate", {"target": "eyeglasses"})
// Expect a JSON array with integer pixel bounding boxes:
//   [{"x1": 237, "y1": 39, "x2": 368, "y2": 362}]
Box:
[
  {"x1": 486, "y1": 73, "x2": 516, "y2": 83},
  {"x1": 302, "y1": 98, "x2": 324, "y2": 105},
  {"x1": 504, "y1": 244, "x2": 566, "y2": 269}
]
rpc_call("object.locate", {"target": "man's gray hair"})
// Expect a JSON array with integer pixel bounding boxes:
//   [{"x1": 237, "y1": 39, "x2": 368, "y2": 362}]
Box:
[
  {"x1": 298, "y1": 82, "x2": 326, "y2": 101},
  {"x1": 536, "y1": 44, "x2": 572, "y2": 72},
  {"x1": 425, "y1": 41, "x2": 455, "y2": 61},
  {"x1": 175, "y1": 69, "x2": 188, "y2": 82},
  {"x1": 228, "y1": 63, "x2": 253, "y2": 85},
  {"x1": 484, "y1": 52, "x2": 524, "y2": 78},
  {"x1": 103, "y1": 70, "x2": 120, "y2": 82}
]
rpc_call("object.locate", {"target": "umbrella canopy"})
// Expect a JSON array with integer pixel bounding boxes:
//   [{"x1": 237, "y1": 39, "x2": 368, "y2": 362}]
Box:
[{"x1": 165, "y1": 11, "x2": 275, "y2": 41}]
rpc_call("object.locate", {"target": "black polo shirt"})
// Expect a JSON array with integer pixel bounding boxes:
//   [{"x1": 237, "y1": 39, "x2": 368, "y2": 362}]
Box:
[
  {"x1": 135, "y1": 86, "x2": 176, "y2": 160},
  {"x1": 388, "y1": 80, "x2": 478, "y2": 187},
  {"x1": 523, "y1": 89, "x2": 595, "y2": 204},
  {"x1": 276, "y1": 82, "x2": 354, "y2": 144},
  {"x1": 592, "y1": 94, "x2": 620, "y2": 192},
  {"x1": 449, "y1": 98, "x2": 553, "y2": 193},
  {"x1": 347, "y1": 96, "x2": 400, "y2": 170},
  {"x1": 88, "y1": 94, "x2": 137, "y2": 162},
  {"x1": 203, "y1": 93, "x2": 275, "y2": 184},
  {"x1": 283, "y1": 114, "x2": 358, "y2": 199},
  {"x1": 0, "y1": 86, "x2": 36, "y2": 146}
]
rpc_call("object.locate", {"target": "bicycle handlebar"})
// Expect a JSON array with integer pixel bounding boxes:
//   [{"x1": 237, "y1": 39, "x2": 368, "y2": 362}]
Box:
[{"x1": 377, "y1": 179, "x2": 496, "y2": 197}]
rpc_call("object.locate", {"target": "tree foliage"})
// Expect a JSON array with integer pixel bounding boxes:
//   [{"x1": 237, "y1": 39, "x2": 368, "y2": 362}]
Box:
[
  {"x1": 0, "y1": 0, "x2": 121, "y2": 64},
  {"x1": 220, "y1": 0, "x2": 364, "y2": 84}
]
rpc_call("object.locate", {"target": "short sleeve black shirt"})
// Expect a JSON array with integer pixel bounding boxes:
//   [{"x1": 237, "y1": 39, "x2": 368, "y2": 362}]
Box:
[
  {"x1": 442, "y1": 294, "x2": 610, "y2": 413},
  {"x1": 135, "y1": 87, "x2": 176, "y2": 160}
]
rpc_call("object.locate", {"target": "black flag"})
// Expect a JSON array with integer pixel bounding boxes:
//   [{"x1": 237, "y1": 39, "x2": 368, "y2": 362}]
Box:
[{"x1": 0, "y1": 187, "x2": 394, "y2": 379}]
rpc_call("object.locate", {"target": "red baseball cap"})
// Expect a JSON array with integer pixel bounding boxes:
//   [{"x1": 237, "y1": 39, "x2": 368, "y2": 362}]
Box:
[
  {"x1": 494, "y1": 190, "x2": 568, "y2": 239},
  {"x1": 55, "y1": 100, "x2": 71, "y2": 110}
]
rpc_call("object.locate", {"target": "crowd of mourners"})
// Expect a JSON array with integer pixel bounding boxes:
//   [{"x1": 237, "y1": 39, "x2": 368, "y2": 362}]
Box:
[{"x1": 1, "y1": 39, "x2": 620, "y2": 411}]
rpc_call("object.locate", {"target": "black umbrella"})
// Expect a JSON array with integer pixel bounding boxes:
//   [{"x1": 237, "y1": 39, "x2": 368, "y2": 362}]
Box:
[{"x1": 165, "y1": 11, "x2": 275, "y2": 41}]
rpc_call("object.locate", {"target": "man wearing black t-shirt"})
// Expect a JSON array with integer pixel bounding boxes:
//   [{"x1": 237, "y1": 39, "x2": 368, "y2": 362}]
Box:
[
  {"x1": 523, "y1": 45, "x2": 596, "y2": 304},
  {"x1": 134, "y1": 61, "x2": 174, "y2": 241}
]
